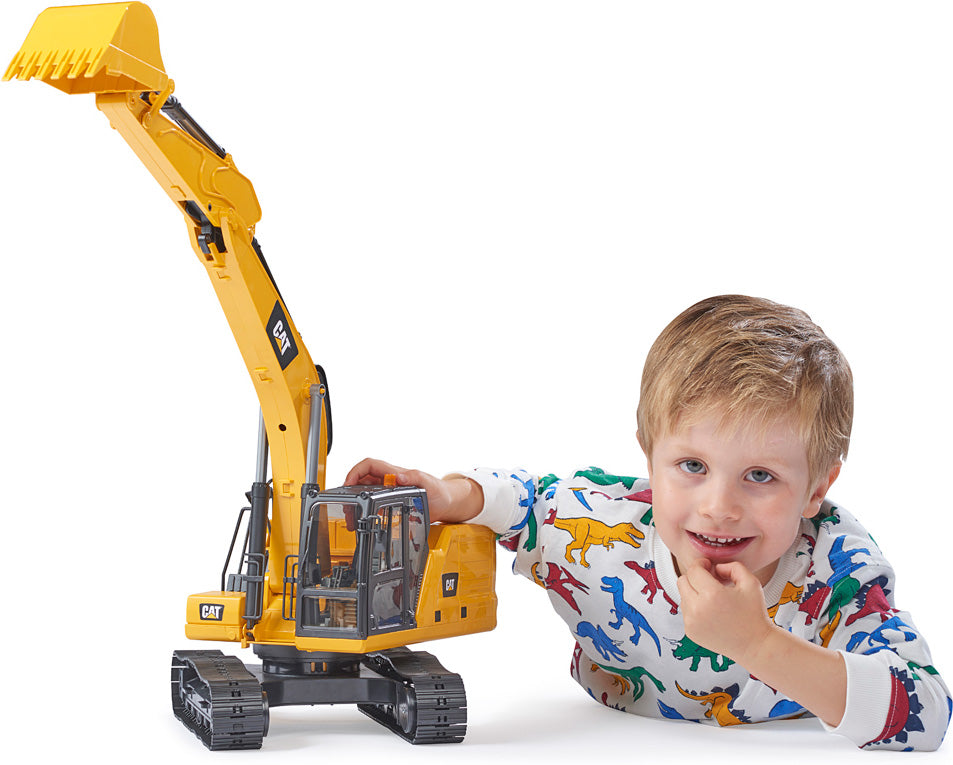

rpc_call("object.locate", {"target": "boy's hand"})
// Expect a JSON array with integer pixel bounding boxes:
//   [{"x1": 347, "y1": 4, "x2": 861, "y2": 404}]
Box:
[
  {"x1": 677, "y1": 557, "x2": 847, "y2": 727},
  {"x1": 676, "y1": 559, "x2": 773, "y2": 665},
  {"x1": 344, "y1": 458, "x2": 483, "y2": 523}
]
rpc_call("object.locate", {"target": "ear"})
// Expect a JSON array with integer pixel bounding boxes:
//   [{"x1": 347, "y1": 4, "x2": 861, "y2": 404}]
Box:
[{"x1": 803, "y1": 462, "x2": 842, "y2": 518}]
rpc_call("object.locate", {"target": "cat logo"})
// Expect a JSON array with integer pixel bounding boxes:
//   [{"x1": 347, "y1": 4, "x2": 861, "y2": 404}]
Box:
[
  {"x1": 199, "y1": 603, "x2": 224, "y2": 621},
  {"x1": 266, "y1": 301, "x2": 299, "y2": 370},
  {"x1": 441, "y1": 573, "x2": 459, "y2": 597}
]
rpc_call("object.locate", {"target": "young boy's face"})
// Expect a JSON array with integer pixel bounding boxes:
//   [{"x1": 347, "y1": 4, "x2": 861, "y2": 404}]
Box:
[{"x1": 643, "y1": 412, "x2": 839, "y2": 586}]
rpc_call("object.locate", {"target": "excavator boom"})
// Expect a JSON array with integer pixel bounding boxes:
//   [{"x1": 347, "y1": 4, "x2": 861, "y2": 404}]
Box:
[{"x1": 5, "y1": 2, "x2": 328, "y2": 588}]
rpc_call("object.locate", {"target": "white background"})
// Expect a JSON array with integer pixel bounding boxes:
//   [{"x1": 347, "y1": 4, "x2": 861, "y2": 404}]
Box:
[{"x1": 0, "y1": 1, "x2": 950, "y2": 761}]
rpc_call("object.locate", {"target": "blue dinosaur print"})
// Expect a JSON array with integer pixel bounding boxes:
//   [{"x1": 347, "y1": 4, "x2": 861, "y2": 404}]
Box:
[
  {"x1": 769, "y1": 699, "x2": 804, "y2": 718},
  {"x1": 576, "y1": 620, "x2": 627, "y2": 662},
  {"x1": 601, "y1": 576, "x2": 661, "y2": 655},
  {"x1": 570, "y1": 488, "x2": 595, "y2": 511},
  {"x1": 846, "y1": 616, "x2": 919, "y2": 654},
  {"x1": 658, "y1": 700, "x2": 691, "y2": 721},
  {"x1": 827, "y1": 535, "x2": 870, "y2": 588},
  {"x1": 508, "y1": 473, "x2": 536, "y2": 531}
]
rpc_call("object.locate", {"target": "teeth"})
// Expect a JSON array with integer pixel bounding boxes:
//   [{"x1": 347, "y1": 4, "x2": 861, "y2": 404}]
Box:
[{"x1": 696, "y1": 533, "x2": 745, "y2": 545}]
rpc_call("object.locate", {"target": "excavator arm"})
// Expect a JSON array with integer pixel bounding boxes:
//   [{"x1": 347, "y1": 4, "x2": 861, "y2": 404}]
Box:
[{"x1": 5, "y1": 2, "x2": 329, "y2": 578}]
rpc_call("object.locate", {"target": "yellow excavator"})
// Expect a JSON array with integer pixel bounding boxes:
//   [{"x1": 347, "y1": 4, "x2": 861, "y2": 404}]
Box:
[{"x1": 5, "y1": 2, "x2": 497, "y2": 749}]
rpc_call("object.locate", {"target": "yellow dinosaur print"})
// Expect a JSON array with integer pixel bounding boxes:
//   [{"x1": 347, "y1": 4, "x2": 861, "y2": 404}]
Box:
[
  {"x1": 767, "y1": 581, "x2": 804, "y2": 618},
  {"x1": 819, "y1": 609, "x2": 842, "y2": 648},
  {"x1": 676, "y1": 682, "x2": 748, "y2": 726},
  {"x1": 552, "y1": 516, "x2": 645, "y2": 568}
]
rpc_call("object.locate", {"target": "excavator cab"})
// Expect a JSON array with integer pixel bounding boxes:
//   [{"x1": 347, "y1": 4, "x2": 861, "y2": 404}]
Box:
[{"x1": 296, "y1": 485, "x2": 430, "y2": 640}]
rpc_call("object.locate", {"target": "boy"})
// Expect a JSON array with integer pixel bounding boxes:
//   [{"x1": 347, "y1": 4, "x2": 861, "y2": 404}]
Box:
[{"x1": 346, "y1": 294, "x2": 950, "y2": 750}]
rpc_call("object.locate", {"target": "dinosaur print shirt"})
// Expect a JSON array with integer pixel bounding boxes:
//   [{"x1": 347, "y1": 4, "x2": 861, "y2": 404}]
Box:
[{"x1": 462, "y1": 467, "x2": 951, "y2": 751}]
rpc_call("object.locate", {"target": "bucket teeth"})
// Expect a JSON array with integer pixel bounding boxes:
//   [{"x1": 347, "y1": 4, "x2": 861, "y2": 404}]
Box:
[{"x1": 4, "y1": 2, "x2": 169, "y2": 94}]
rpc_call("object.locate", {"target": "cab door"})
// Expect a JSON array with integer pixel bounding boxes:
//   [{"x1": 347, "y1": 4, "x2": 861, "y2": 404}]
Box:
[{"x1": 367, "y1": 501, "x2": 413, "y2": 634}]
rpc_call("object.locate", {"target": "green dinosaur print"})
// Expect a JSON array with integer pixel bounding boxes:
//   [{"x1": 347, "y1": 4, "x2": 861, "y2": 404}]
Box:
[
  {"x1": 825, "y1": 576, "x2": 862, "y2": 619},
  {"x1": 522, "y1": 509, "x2": 539, "y2": 552},
  {"x1": 573, "y1": 467, "x2": 638, "y2": 490},
  {"x1": 907, "y1": 661, "x2": 940, "y2": 681},
  {"x1": 810, "y1": 507, "x2": 841, "y2": 532},
  {"x1": 538, "y1": 473, "x2": 560, "y2": 495},
  {"x1": 671, "y1": 636, "x2": 734, "y2": 672},
  {"x1": 596, "y1": 663, "x2": 665, "y2": 701}
]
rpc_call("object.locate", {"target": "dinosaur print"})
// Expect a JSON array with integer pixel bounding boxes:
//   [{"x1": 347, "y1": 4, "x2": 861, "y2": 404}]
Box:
[
  {"x1": 592, "y1": 488, "x2": 654, "y2": 504},
  {"x1": 676, "y1": 682, "x2": 750, "y2": 726},
  {"x1": 552, "y1": 516, "x2": 644, "y2": 568},
  {"x1": 594, "y1": 663, "x2": 665, "y2": 701},
  {"x1": 767, "y1": 581, "x2": 803, "y2": 619},
  {"x1": 569, "y1": 488, "x2": 595, "y2": 511},
  {"x1": 846, "y1": 576, "x2": 897, "y2": 626},
  {"x1": 846, "y1": 615, "x2": 919, "y2": 654},
  {"x1": 797, "y1": 533, "x2": 817, "y2": 576},
  {"x1": 669, "y1": 636, "x2": 734, "y2": 672},
  {"x1": 827, "y1": 535, "x2": 870, "y2": 587},
  {"x1": 657, "y1": 700, "x2": 689, "y2": 721},
  {"x1": 601, "y1": 576, "x2": 661, "y2": 654},
  {"x1": 868, "y1": 667, "x2": 925, "y2": 747},
  {"x1": 531, "y1": 562, "x2": 590, "y2": 614},
  {"x1": 625, "y1": 560, "x2": 679, "y2": 614},
  {"x1": 572, "y1": 468, "x2": 638, "y2": 489},
  {"x1": 576, "y1": 621, "x2": 627, "y2": 662},
  {"x1": 769, "y1": 699, "x2": 805, "y2": 718},
  {"x1": 818, "y1": 609, "x2": 842, "y2": 648},
  {"x1": 798, "y1": 580, "x2": 829, "y2": 625}
]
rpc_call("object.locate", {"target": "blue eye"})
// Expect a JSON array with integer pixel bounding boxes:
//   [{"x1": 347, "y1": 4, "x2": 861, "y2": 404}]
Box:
[
  {"x1": 747, "y1": 469, "x2": 774, "y2": 484},
  {"x1": 679, "y1": 460, "x2": 706, "y2": 475}
]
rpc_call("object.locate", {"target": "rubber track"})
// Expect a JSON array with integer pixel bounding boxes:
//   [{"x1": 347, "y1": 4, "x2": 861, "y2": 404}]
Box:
[
  {"x1": 358, "y1": 649, "x2": 467, "y2": 744},
  {"x1": 171, "y1": 650, "x2": 267, "y2": 750}
]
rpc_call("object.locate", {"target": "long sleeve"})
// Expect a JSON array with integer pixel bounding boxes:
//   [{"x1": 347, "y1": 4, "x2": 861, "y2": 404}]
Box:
[{"x1": 805, "y1": 508, "x2": 951, "y2": 750}]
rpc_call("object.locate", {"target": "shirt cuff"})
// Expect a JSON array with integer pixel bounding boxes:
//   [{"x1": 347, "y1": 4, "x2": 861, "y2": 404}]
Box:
[
  {"x1": 820, "y1": 650, "x2": 891, "y2": 747},
  {"x1": 444, "y1": 470, "x2": 518, "y2": 534}
]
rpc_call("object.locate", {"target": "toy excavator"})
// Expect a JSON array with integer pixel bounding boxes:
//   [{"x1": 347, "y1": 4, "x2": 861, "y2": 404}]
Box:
[{"x1": 5, "y1": 2, "x2": 497, "y2": 750}]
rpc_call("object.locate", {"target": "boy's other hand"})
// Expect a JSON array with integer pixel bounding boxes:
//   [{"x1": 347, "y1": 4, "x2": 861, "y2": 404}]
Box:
[
  {"x1": 676, "y1": 559, "x2": 774, "y2": 665},
  {"x1": 344, "y1": 458, "x2": 483, "y2": 523}
]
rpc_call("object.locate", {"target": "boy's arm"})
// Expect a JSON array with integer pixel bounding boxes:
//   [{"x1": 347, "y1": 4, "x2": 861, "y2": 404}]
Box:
[
  {"x1": 678, "y1": 557, "x2": 952, "y2": 751},
  {"x1": 344, "y1": 457, "x2": 483, "y2": 522},
  {"x1": 677, "y1": 560, "x2": 847, "y2": 726}
]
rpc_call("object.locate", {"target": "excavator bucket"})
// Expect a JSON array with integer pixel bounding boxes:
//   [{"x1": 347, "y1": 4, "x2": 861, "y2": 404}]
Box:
[{"x1": 3, "y1": 2, "x2": 168, "y2": 94}]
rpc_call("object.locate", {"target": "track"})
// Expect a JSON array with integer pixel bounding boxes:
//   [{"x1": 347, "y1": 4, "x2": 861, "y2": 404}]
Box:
[
  {"x1": 171, "y1": 650, "x2": 268, "y2": 750},
  {"x1": 359, "y1": 648, "x2": 467, "y2": 744},
  {"x1": 171, "y1": 647, "x2": 465, "y2": 748}
]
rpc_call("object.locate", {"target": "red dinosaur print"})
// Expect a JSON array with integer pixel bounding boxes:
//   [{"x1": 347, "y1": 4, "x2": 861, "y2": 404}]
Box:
[
  {"x1": 626, "y1": 489, "x2": 653, "y2": 503},
  {"x1": 867, "y1": 668, "x2": 924, "y2": 747},
  {"x1": 624, "y1": 560, "x2": 678, "y2": 614},
  {"x1": 571, "y1": 641, "x2": 584, "y2": 678},
  {"x1": 798, "y1": 581, "x2": 830, "y2": 625},
  {"x1": 846, "y1": 577, "x2": 897, "y2": 626},
  {"x1": 798, "y1": 533, "x2": 817, "y2": 576},
  {"x1": 591, "y1": 488, "x2": 654, "y2": 503},
  {"x1": 538, "y1": 562, "x2": 590, "y2": 614}
]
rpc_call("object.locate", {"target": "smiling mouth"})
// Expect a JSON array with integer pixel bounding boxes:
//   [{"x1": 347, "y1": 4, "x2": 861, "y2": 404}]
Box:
[{"x1": 690, "y1": 532, "x2": 751, "y2": 548}]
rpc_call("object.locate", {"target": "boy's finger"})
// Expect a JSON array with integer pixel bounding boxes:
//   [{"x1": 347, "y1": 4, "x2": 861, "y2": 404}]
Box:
[
  {"x1": 681, "y1": 559, "x2": 718, "y2": 591},
  {"x1": 713, "y1": 561, "x2": 753, "y2": 586}
]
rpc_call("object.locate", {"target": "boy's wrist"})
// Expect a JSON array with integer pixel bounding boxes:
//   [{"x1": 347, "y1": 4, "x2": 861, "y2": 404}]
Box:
[
  {"x1": 437, "y1": 475, "x2": 484, "y2": 523},
  {"x1": 736, "y1": 624, "x2": 847, "y2": 727}
]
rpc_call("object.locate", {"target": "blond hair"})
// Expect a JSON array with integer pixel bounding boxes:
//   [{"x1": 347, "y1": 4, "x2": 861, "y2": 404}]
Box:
[{"x1": 637, "y1": 295, "x2": 853, "y2": 484}]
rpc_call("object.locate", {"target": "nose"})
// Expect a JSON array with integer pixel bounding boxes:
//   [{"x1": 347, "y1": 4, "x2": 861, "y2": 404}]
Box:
[{"x1": 698, "y1": 478, "x2": 742, "y2": 524}]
